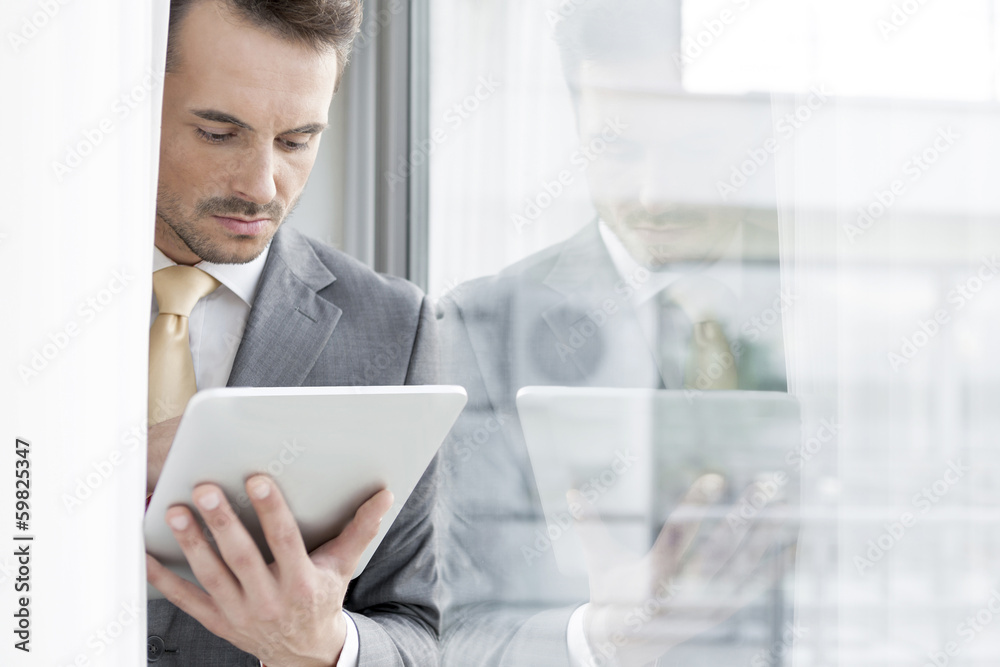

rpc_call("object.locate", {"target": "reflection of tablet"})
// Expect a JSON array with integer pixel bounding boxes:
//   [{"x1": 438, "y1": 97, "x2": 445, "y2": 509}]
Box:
[
  {"x1": 145, "y1": 385, "x2": 467, "y2": 600},
  {"x1": 516, "y1": 387, "x2": 800, "y2": 576}
]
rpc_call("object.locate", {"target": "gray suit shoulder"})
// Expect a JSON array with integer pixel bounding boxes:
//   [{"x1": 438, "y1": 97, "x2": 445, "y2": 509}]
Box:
[
  {"x1": 438, "y1": 232, "x2": 572, "y2": 319},
  {"x1": 294, "y1": 229, "x2": 425, "y2": 309}
]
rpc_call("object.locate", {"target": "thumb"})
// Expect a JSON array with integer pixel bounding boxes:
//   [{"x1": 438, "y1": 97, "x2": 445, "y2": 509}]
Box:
[{"x1": 313, "y1": 488, "x2": 394, "y2": 576}]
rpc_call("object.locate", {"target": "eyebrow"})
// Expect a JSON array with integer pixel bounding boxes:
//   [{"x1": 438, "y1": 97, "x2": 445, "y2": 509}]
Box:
[{"x1": 190, "y1": 109, "x2": 328, "y2": 135}]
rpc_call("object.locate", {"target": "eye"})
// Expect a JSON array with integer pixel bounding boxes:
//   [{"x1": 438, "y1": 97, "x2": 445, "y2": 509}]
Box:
[
  {"x1": 196, "y1": 128, "x2": 233, "y2": 144},
  {"x1": 278, "y1": 136, "x2": 311, "y2": 152}
]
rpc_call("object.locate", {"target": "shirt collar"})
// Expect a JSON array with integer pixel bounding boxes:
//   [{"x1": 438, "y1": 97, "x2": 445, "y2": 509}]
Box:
[
  {"x1": 152, "y1": 243, "x2": 271, "y2": 308},
  {"x1": 597, "y1": 219, "x2": 745, "y2": 308}
]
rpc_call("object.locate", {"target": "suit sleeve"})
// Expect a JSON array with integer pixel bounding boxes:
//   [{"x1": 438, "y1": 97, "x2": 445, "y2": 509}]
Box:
[
  {"x1": 404, "y1": 296, "x2": 441, "y2": 386},
  {"x1": 435, "y1": 293, "x2": 581, "y2": 667},
  {"x1": 343, "y1": 292, "x2": 442, "y2": 666}
]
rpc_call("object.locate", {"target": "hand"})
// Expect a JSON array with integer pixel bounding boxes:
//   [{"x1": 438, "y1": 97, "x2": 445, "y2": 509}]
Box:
[
  {"x1": 571, "y1": 474, "x2": 794, "y2": 667},
  {"x1": 146, "y1": 475, "x2": 394, "y2": 667},
  {"x1": 147, "y1": 416, "x2": 182, "y2": 495}
]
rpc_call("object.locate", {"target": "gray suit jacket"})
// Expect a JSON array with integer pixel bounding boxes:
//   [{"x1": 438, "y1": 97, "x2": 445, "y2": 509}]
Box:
[
  {"x1": 437, "y1": 220, "x2": 787, "y2": 666},
  {"x1": 148, "y1": 225, "x2": 442, "y2": 666}
]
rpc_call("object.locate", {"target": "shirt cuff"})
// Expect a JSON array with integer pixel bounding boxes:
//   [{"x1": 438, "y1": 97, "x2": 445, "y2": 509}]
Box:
[
  {"x1": 567, "y1": 604, "x2": 597, "y2": 667},
  {"x1": 338, "y1": 611, "x2": 360, "y2": 666},
  {"x1": 259, "y1": 611, "x2": 359, "y2": 667}
]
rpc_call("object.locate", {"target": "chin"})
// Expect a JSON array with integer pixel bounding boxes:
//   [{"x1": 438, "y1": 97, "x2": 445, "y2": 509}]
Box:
[{"x1": 196, "y1": 236, "x2": 272, "y2": 265}]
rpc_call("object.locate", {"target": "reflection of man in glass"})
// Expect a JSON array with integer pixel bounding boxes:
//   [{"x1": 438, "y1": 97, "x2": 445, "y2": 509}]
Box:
[{"x1": 438, "y1": 0, "x2": 791, "y2": 665}]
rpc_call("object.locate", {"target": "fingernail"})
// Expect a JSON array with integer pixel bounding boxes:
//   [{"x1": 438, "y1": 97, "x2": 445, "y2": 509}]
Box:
[
  {"x1": 168, "y1": 513, "x2": 189, "y2": 531},
  {"x1": 197, "y1": 491, "x2": 220, "y2": 510},
  {"x1": 250, "y1": 479, "x2": 271, "y2": 499}
]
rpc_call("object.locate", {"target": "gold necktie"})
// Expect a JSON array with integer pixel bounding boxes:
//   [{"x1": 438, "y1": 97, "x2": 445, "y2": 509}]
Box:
[
  {"x1": 684, "y1": 320, "x2": 738, "y2": 390},
  {"x1": 148, "y1": 266, "x2": 221, "y2": 426}
]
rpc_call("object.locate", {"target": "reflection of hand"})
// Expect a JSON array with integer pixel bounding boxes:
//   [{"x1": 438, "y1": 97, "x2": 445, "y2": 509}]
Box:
[
  {"x1": 570, "y1": 474, "x2": 792, "y2": 667},
  {"x1": 147, "y1": 416, "x2": 182, "y2": 495},
  {"x1": 146, "y1": 476, "x2": 393, "y2": 667}
]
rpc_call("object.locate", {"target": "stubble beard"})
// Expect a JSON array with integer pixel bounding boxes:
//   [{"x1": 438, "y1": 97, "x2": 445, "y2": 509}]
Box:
[{"x1": 156, "y1": 187, "x2": 293, "y2": 265}]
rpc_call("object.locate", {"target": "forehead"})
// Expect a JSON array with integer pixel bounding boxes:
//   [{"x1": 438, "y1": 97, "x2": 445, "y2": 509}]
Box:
[
  {"x1": 576, "y1": 63, "x2": 778, "y2": 206},
  {"x1": 169, "y1": 1, "x2": 339, "y2": 124},
  {"x1": 575, "y1": 57, "x2": 680, "y2": 138}
]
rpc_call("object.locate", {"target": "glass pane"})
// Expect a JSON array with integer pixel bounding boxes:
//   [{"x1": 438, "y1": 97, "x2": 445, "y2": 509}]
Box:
[{"x1": 428, "y1": 1, "x2": 1000, "y2": 665}]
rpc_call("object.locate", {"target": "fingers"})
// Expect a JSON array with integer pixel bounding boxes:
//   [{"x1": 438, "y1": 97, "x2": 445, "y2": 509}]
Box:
[
  {"x1": 146, "y1": 552, "x2": 227, "y2": 637},
  {"x1": 188, "y1": 484, "x2": 274, "y2": 594},
  {"x1": 649, "y1": 473, "x2": 726, "y2": 576},
  {"x1": 719, "y1": 515, "x2": 794, "y2": 586},
  {"x1": 244, "y1": 475, "x2": 312, "y2": 576},
  {"x1": 705, "y1": 541, "x2": 796, "y2": 629},
  {"x1": 686, "y1": 479, "x2": 781, "y2": 582},
  {"x1": 312, "y1": 488, "x2": 394, "y2": 577}
]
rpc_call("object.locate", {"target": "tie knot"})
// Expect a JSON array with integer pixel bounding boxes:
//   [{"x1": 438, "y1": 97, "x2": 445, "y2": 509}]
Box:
[{"x1": 153, "y1": 266, "x2": 221, "y2": 317}]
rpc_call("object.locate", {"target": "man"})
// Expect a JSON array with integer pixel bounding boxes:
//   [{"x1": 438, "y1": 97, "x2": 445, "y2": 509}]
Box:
[
  {"x1": 437, "y1": 1, "x2": 792, "y2": 665},
  {"x1": 143, "y1": 1, "x2": 440, "y2": 665}
]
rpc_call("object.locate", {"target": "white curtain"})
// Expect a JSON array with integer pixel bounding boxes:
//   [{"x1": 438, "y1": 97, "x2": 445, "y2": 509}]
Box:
[
  {"x1": 0, "y1": 0, "x2": 167, "y2": 664},
  {"x1": 776, "y1": 61, "x2": 1000, "y2": 667}
]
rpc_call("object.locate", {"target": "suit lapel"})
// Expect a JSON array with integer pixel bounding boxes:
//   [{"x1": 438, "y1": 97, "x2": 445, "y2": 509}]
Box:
[
  {"x1": 227, "y1": 227, "x2": 342, "y2": 388},
  {"x1": 538, "y1": 222, "x2": 660, "y2": 387}
]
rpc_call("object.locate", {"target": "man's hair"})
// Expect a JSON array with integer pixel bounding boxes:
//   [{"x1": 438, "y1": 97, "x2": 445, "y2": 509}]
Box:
[
  {"x1": 166, "y1": 0, "x2": 362, "y2": 87},
  {"x1": 554, "y1": 0, "x2": 681, "y2": 107}
]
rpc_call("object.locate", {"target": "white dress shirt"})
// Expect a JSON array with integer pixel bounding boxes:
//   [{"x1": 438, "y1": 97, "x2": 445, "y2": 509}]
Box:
[
  {"x1": 597, "y1": 220, "x2": 744, "y2": 352},
  {"x1": 150, "y1": 245, "x2": 360, "y2": 667},
  {"x1": 566, "y1": 221, "x2": 746, "y2": 666}
]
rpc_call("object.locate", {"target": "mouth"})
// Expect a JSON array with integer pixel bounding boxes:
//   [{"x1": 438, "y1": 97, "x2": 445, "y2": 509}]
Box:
[
  {"x1": 212, "y1": 215, "x2": 271, "y2": 236},
  {"x1": 628, "y1": 221, "x2": 704, "y2": 236}
]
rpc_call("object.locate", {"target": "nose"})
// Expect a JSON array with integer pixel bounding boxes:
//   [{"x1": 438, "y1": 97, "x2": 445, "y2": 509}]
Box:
[
  {"x1": 230, "y1": 144, "x2": 277, "y2": 206},
  {"x1": 636, "y1": 153, "x2": 678, "y2": 216}
]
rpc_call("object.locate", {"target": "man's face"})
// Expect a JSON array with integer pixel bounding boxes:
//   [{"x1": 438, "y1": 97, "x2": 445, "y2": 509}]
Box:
[
  {"x1": 157, "y1": 0, "x2": 339, "y2": 265},
  {"x1": 576, "y1": 59, "x2": 742, "y2": 269}
]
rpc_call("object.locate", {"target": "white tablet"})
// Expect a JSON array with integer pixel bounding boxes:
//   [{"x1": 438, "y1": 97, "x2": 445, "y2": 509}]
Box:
[
  {"x1": 145, "y1": 385, "x2": 467, "y2": 599},
  {"x1": 516, "y1": 386, "x2": 800, "y2": 576}
]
